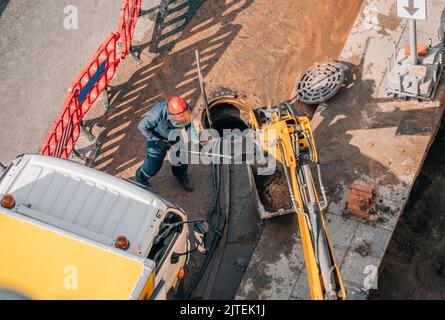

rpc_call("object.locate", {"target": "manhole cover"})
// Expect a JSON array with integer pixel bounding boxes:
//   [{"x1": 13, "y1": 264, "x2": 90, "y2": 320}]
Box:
[{"x1": 296, "y1": 62, "x2": 346, "y2": 105}]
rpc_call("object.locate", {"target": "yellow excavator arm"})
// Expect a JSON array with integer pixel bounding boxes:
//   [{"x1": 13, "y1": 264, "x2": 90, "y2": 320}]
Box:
[{"x1": 251, "y1": 104, "x2": 346, "y2": 300}]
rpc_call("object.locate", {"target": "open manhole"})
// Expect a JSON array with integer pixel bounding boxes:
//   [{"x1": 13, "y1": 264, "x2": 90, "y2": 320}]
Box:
[
  {"x1": 202, "y1": 95, "x2": 250, "y2": 134},
  {"x1": 201, "y1": 95, "x2": 294, "y2": 218},
  {"x1": 296, "y1": 61, "x2": 346, "y2": 105},
  {"x1": 195, "y1": 93, "x2": 300, "y2": 297}
]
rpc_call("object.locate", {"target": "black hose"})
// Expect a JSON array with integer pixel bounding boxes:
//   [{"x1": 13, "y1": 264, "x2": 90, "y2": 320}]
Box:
[{"x1": 184, "y1": 140, "x2": 227, "y2": 299}]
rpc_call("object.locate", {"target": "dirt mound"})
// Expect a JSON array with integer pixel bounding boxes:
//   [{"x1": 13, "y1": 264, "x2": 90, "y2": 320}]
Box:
[{"x1": 255, "y1": 167, "x2": 292, "y2": 213}]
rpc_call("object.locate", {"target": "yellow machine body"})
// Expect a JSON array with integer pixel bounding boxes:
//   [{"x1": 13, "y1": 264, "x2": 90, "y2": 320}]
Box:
[
  {"x1": 251, "y1": 106, "x2": 347, "y2": 300},
  {"x1": 0, "y1": 212, "x2": 155, "y2": 300}
]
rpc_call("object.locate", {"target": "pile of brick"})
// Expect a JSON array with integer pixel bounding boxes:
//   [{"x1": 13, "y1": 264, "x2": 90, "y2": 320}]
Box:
[{"x1": 345, "y1": 181, "x2": 375, "y2": 219}]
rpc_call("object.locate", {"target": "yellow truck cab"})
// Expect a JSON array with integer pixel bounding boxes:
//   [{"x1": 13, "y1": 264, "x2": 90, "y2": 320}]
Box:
[{"x1": 0, "y1": 154, "x2": 198, "y2": 300}]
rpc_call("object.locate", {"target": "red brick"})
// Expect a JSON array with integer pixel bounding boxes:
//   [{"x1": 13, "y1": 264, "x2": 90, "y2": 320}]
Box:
[
  {"x1": 351, "y1": 182, "x2": 375, "y2": 195},
  {"x1": 345, "y1": 181, "x2": 375, "y2": 220},
  {"x1": 346, "y1": 204, "x2": 371, "y2": 219},
  {"x1": 349, "y1": 189, "x2": 373, "y2": 201}
]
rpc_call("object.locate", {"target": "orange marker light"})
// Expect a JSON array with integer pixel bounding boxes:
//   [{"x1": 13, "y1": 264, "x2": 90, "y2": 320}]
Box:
[
  {"x1": 115, "y1": 236, "x2": 130, "y2": 251},
  {"x1": 1, "y1": 194, "x2": 15, "y2": 209},
  {"x1": 177, "y1": 267, "x2": 185, "y2": 280}
]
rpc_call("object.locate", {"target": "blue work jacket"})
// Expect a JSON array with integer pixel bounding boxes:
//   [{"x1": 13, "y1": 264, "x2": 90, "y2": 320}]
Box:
[{"x1": 138, "y1": 100, "x2": 198, "y2": 143}]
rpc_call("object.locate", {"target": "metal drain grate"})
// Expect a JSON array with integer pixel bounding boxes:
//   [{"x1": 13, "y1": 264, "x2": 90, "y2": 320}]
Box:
[{"x1": 296, "y1": 62, "x2": 346, "y2": 105}]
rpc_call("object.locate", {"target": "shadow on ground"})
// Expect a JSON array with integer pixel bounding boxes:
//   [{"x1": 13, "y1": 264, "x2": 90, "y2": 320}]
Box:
[
  {"x1": 90, "y1": 0, "x2": 252, "y2": 178},
  {"x1": 313, "y1": 38, "x2": 443, "y2": 203}
]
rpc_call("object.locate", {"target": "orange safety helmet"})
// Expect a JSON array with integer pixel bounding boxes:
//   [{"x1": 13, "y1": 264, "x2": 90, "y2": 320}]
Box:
[{"x1": 167, "y1": 96, "x2": 192, "y2": 128}]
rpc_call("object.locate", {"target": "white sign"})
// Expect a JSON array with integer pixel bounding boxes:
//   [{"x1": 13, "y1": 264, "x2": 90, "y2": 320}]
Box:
[{"x1": 397, "y1": 0, "x2": 427, "y2": 20}]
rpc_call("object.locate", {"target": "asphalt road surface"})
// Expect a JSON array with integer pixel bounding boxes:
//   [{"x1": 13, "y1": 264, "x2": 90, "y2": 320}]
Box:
[{"x1": 0, "y1": 0, "x2": 122, "y2": 165}]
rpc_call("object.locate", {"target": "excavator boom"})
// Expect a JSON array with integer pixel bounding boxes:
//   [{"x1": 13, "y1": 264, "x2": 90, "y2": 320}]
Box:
[{"x1": 251, "y1": 104, "x2": 346, "y2": 300}]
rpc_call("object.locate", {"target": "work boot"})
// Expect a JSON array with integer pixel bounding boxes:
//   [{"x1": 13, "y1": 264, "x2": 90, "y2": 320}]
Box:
[
  {"x1": 176, "y1": 175, "x2": 194, "y2": 192},
  {"x1": 136, "y1": 167, "x2": 151, "y2": 188},
  {"x1": 135, "y1": 176, "x2": 150, "y2": 188}
]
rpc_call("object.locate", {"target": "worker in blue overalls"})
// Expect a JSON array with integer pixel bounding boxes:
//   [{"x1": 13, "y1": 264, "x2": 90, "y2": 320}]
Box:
[{"x1": 136, "y1": 96, "x2": 195, "y2": 191}]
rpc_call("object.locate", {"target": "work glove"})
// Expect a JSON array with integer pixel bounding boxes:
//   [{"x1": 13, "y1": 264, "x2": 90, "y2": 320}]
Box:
[{"x1": 157, "y1": 140, "x2": 173, "y2": 150}]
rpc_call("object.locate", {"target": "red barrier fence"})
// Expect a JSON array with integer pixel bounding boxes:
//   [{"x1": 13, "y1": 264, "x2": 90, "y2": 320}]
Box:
[
  {"x1": 40, "y1": 0, "x2": 142, "y2": 159},
  {"x1": 40, "y1": 33, "x2": 119, "y2": 158},
  {"x1": 67, "y1": 32, "x2": 119, "y2": 117},
  {"x1": 40, "y1": 92, "x2": 81, "y2": 159},
  {"x1": 119, "y1": 0, "x2": 142, "y2": 59}
]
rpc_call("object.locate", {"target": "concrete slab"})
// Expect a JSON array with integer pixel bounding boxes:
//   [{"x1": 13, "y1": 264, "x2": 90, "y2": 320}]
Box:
[
  {"x1": 349, "y1": 224, "x2": 392, "y2": 260},
  {"x1": 340, "y1": 251, "x2": 380, "y2": 292},
  {"x1": 290, "y1": 270, "x2": 310, "y2": 300},
  {"x1": 235, "y1": 215, "x2": 305, "y2": 300},
  {"x1": 237, "y1": 0, "x2": 445, "y2": 300},
  {"x1": 324, "y1": 213, "x2": 359, "y2": 267}
]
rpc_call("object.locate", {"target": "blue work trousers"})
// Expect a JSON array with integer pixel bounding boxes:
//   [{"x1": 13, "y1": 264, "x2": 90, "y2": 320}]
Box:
[{"x1": 136, "y1": 141, "x2": 188, "y2": 184}]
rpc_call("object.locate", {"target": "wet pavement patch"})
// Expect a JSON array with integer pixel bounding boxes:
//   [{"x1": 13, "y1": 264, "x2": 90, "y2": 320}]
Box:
[{"x1": 208, "y1": 164, "x2": 263, "y2": 299}]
